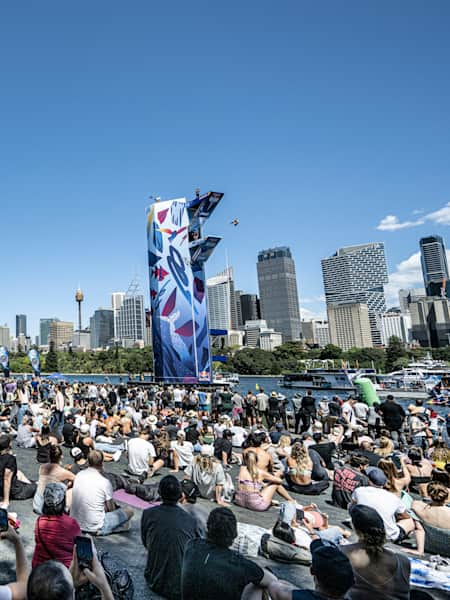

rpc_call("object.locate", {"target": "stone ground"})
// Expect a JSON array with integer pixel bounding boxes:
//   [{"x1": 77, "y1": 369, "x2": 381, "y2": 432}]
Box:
[{"x1": 1, "y1": 444, "x2": 447, "y2": 599}]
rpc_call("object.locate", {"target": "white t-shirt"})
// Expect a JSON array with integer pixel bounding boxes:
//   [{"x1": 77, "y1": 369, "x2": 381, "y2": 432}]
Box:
[
  {"x1": 352, "y1": 486, "x2": 406, "y2": 541},
  {"x1": 230, "y1": 426, "x2": 247, "y2": 448},
  {"x1": 70, "y1": 468, "x2": 113, "y2": 532},
  {"x1": 0, "y1": 586, "x2": 11, "y2": 600},
  {"x1": 127, "y1": 437, "x2": 156, "y2": 475},
  {"x1": 170, "y1": 440, "x2": 194, "y2": 467}
]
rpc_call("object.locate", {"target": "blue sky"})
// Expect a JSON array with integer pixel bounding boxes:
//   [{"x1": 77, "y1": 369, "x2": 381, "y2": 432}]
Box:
[{"x1": 1, "y1": 1, "x2": 450, "y2": 337}]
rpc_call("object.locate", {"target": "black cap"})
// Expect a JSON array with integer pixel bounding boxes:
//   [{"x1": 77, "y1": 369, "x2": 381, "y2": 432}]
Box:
[
  {"x1": 0, "y1": 434, "x2": 11, "y2": 451},
  {"x1": 222, "y1": 429, "x2": 234, "y2": 438},
  {"x1": 310, "y1": 539, "x2": 354, "y2": 595}
]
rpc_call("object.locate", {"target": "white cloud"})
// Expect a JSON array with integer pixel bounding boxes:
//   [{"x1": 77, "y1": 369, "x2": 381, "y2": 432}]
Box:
[
  {"x1": 385, "y1": 249, "x2": 450, "y2": 304},
  {"x1": 427, "y1": 202, "x2": 450, "y2": 226},
  {"x1": 377, "y1": 215, "x2": 424, "y2": 231},
  {"x1": 301, "y1": 295, "x2": 326, "y2": 304}
]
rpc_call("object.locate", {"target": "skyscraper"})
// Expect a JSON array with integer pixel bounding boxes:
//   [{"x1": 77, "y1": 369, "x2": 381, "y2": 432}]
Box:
[
  {"x1": 111, "y1": 292, "x2": 125, "y2": 339},
  {"x1": 321, "y1": 242, "x2": 388, "y2": 346},
  {"x1": 207, "y1": 268, "x2": 236, "y2": 330},
  {"x1": 90, "y1": 309, "x2": 114, "y2": 349},
  {"x1": 420, "y1": 235, "x2": 450, "y2": 297},
  {"x1": 398, "y1": 288, "x2": 426, "y2": 313},
  {"x1": 327, "y1": 302, "x2": 373, "y2": 350},
  {"x1": 257, "y1": 247, "x2": 302, "y2": 342},
  {"x1": 116, "y1": 282, "x2": 145, "y2": 347},
  {"x1": 0, "y1": 325, "x2": 10, "y2": 347},
  {"x1": 15, "y1": 314, "x2": 27, "y2": 338},
  {"x1": 410, "y1": 297, "x2": 450, "y2": 347},
  {"x1": 240, "y1": 293, "x2": 261, "y2": 324},
  {"x1": 40, "y1": 318, "x2": 59, "y2": 346},
  {"x1": 49, "y1": 321, "x2": 74, "y2": 348}
]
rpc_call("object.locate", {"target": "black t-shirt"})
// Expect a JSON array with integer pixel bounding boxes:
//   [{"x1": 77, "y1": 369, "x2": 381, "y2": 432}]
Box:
[
  {"x1": 301, "y1": 396, "x2": 316, "y2": 415},
  {"x1": 328, "y1": 401, "x2": 341, "y2": 418},
  {"x1": 309, "y1": 442, "x2": 336, "y2": 470},
  {"x1": 220, "y1": 392, "x2": 233, "y2": 411},
  {"x1": 214, "y1": 438, "x2": 232, "y2": 462},
  {"x1": 292, "y1": 592, "x2": 325, "y2": 600},
  {"x1": 63, "y1": 423, "x2": 76, "y2": 446},
  {"x1": 0, "y1": 453, "x2": 17, "y2": 495},
  {"x1": 141, "y1": 503, "x2": 199, "y2": 600},
  {"x1": 358, "y1": 449, "x2": 382, "y2": 466},
  {"x1": 182, "y1": 538, "x2": 264, "y2": 600},
  {"x1": 166, "y1": 424, "x2": 179, "y2": 441},
  {"x1": 332, "y1": 465, "x2": 369, "y2": 509},
  {"x1": 379, "y1": 402, "x2": 405, "y2": 430},
  {"x1": 185, "y1": 426, "x2": 200, "y2": 445}
]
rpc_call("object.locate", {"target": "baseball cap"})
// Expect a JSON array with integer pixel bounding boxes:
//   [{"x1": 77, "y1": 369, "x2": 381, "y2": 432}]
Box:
[
  {"x1": 80, "y1": 424, "x2": 90, "y2": 434},
  {"x1": 366, "y1": 466, "x2": 388, "y2": 487},
  {"x1": 276, "y1": 423, "x2": 284, "y2": 430},
  {"x1": 71, "y1": 447, "x2": 83, "y2": 459},
  {"x1": 349, "y1": 504, "x2": 385, "y2": 534},
  {"x1": 181, "y1": 479, "x2": 200, "y2": 501},
  {"x1": 43, "y1": 482, "x2": 66, "y2": 508},
  {"x1": 310, "y1": 539, "x2": 354, "y2": 595},
  {"x1": 222, "y1": 429, "x2": 234, "y2": 438}
]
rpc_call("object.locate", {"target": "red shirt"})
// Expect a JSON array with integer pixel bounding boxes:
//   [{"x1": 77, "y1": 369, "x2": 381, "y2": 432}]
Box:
[{"x1": 32, "y1": 514, "x2": 81, "y2": 568}]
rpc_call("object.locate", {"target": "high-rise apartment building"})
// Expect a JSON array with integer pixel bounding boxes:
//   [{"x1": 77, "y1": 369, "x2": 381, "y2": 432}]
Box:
[
  {"x1": 327, "y1": 302, "x2": 373, "y2": 351},
  {"x1": 257, "y1": 247, "x2": 302, "y2": 342},
  {"x1": 40, "y1": 318, "x2": 59, "y2": 346},
  {"x1": 380, "y1": 311, "x2": 411, "y2": 345},
  {"x1": 234, "y1": 290, "x2": 243, "y2": 328},
  {"x1": 49, "y1": 321, "x2": 74, "y2": 348},
  {"x1": 16, "y1": 314, "x2": 27, "y2": 338},
  {"x1": 302, "y1": 320, "x2": 330, "y2": 348},
  {"x1": 111, "y1": 292, "x2": 125, "y2": 339},
  {"x1": 410, "y1": 297, "x2": 450, "y2": 347},
  {"x1": 420, "y1": 235, "x2": 450, "y2": 297},
  {"x1": 207, "y1": 267, "x2": 237, "y2": 330},
  {"x1": 0, "y1": 325, "x2": 10, "y2": 347},
  {"x1": 90, "y1": 309, "x2": 114, "y2": 349},
  {"x1": 116, "y1": 295, "x2": 145, "y2": 346},
  {"x1": 321, "y1": 242, "x2": 388, "y2": 346}
]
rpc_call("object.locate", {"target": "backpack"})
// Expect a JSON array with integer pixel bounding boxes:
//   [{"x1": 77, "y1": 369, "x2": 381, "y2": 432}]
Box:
[
  {"x1": 75, "y1": 552, "x2": 134, "y2": 600},
  {"x1": 259, "y1": 533, "x2": 312, "y2": 565}
]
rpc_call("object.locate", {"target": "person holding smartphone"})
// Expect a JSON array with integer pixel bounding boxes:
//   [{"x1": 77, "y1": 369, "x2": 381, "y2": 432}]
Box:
[{"x1": 0, "y1": 523, "x2": 29, "y2": 600}]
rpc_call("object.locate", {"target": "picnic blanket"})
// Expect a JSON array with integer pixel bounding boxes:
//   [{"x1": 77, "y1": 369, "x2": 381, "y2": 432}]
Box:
[{"x1": 410, "y1": 557, "x2": 450, "y2": 592}]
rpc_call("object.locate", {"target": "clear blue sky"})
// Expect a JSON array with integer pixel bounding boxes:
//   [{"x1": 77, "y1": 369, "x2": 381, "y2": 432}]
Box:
[{"x1": 1, "y1": 1, "x2": 450, "y2": 337}]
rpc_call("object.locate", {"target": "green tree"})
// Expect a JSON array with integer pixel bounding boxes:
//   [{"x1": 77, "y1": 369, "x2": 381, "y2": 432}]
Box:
[
  {"x1": 230, "y1": 348, "x2": 281, "y2": 375},
  {"x1": 385, "y1": 336, "x2": 407, "y2": 372},
  {"x1": 319, "y1": 344, "x2": 343, "y2": 360},
  {"x1": 45, "y1": 341, "x2": 59, "y2": 372}
]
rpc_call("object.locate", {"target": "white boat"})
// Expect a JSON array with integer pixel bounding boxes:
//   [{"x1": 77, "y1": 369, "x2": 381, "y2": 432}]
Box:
[
  {"x1": 212, "y1": 372, "x2": 240, "y2": 386},
  {"x1": 279, "y1": 368, "x2": 375, "y2": 399}
]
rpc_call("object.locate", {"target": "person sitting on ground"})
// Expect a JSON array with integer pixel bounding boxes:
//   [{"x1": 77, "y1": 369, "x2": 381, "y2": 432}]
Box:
[
  {"x1": 141, "y1": 475, "x2": 200, "y2": 600},
  {"x1": 412, "y1": 481, "x2": 450, "y2": 529},
  {"x1": 180, "y1": 479, "x2": 208, "y2": 537},
  {"x1": 32, "y1": 482, "x2": 81, "y2": 568},
  {"x1": 377, "y1": 456, "x2": 411, "y2": 497},
  {"x1": 358, "y1": 439, "x2": 382, "y2": 466},
  {"x1": 126, "y1": 428, "x2": 163, "y2": 482},
  {"x1": 406, "y1": 446, "x2": 434, "y2": 498},
  {"x1": 27, "y1": 549, "x2": 114, "y2": 600},
  {"x1": 0, "y1": 434, "x2": 36, "y2": 509},
  {"x1": 214, "y1": 428, "x2": 237, "y2": 468},
  {"x1": 351, "y1": 466, "x2": 425, "y2": 555},
  {"x1": 268, "y1": 538, "x2": 355, "y2": 600},
  {"x1": 275, "y1": 434, "x2": 293, "y2": 459},
  {"x1": 374, "y1": 435, "x2": 395, "y2": 458},
  {"x1": 182, "y1": 506, "x2": 277, "y2": 600},
  {"x1": 32, "y1": 445, "x2": 75, "y2": 514},
  {"x1": 0, "y1": 524, "x2": 29, "y2": 600},
  {"x1": 67, "y1": 447, "x2": 88, "y2": 475},
  {"x1": 285, "y1": 442, "x2": 329, "y2": 496},
  {"x1": 309, "y1": 431, "x2": 337, "y2": 471},
  {"x1": 331, "y1": 453, "x2": 369, "y2": 509},
  {"x1": 15, "y1": 415, "x2": 37, "y2": 449},
  {"x1": 35, "y1": 425, "x2": 58, "y2": 464},
  {"x1": 242, "y1": 432, "x2": 275, "y2": 473},
  {"x1": 341, "y1": 504, "x2": 411, "y2": 600},
  {"x1": 70, "y1": 450, "x2": 133, "y2": 536},
  {"x1": 62, "y1": 414, "x2": 77, "y2": 447},
  {"x1": 171, "y1": 430, "x2": 194, "y2": 472},
  {"x1": 235, "y1": 450, "x2": 294, "y2": 511},
  {"x1": 185, "y1": 444, "x2": 228, "y2": 505}
]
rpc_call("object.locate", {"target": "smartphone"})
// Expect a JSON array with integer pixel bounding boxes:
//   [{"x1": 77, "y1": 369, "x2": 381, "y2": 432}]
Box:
[
  {"x1": 0, "y1": 508, "x2": 8, "y2": 532},
  {"x1": 75, "y1": 536, "x2": 93, "y2": 570}
]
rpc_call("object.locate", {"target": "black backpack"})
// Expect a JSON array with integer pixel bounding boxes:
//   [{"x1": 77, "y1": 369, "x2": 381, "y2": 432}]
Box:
[
  {"x1": 260, "y1": 533, "x2": 312, "y2": 565},
  {"x1": 75, "y1": 552, "x2": 134, "y2": 600}
]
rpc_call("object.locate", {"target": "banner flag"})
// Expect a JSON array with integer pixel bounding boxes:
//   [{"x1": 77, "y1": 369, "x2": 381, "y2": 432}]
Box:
[
  {"x1": 0, "y1": 346, "x2": 10, "y2": 376},
  {"x1": 28, "y1": 349, "x2": 41, "y2": 375}
]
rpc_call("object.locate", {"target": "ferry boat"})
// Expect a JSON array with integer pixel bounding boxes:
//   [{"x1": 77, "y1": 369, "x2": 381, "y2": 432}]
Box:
[{"x1": 279, "y1": 368, "x2": 376, "y2": 398}]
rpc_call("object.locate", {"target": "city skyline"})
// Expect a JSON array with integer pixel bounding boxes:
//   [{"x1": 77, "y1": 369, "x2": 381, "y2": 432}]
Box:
[{"x1": 1, "y1": 4, "x2": 449, "y2": 336}]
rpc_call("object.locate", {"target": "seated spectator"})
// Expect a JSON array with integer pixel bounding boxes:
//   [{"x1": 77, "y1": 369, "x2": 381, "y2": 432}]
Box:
[
  {"x1": 377, "y1": 456, "x2": 411, "y2": 497},
  {"x1": 235, "y1": 450, "x2": 294, "y2": 511},
  {"x1": 0, "y1": 525, "x2": 29, "y2": 600},
  {"x1": 68, "y1": 447, "x2": 88, "y2": 475},
  {"x1": 70, "y1": 450, "x2": 133, "y2": 536},
  {"x1": 285, "y1": 442, "x2": 329, "y2": 496},
  {"x1": 35, "y1": 425, "x2": 58, "y2": 464},
  {"x1": 62, "y1": 414, "x2": 77, "y2": 447},
  {"x1": 351, "y1": 467, "x2": 425, "y2": 555},
  {"x1": 412, "y1": 481, "x2": 450, "y2": 529},
  {"x1": 182, "y1": 507, "x2": 277, "y2": 600},
  {"x1": 0, "y1": 434, "x2": 36, "y2": 509},
  {"x1": 27, "y1": 550, "x2": 114, "y2": 600},
  {"x1": 171, "y1": 431, "x2": 194, "y2": 472},
  {"x1": 180, "y1": 479, "x2": 208, "y2": 537},
  {"x1": 33, "y1": 445, "x2": 75, "y2": 514},
  {"x1": 332, "y1": 453, "x2": 369, "y2": 509},
  {"x1": 275, "y1": 434, "x2": 293, "y2": 459},
  {"x1": 185, "y1": 444, "x2": 228, "y2": 505},
  {"x1": 358, "y1": 440, "x2": 382, "y2": 466},
  {"x1": 406, "y1": 447, "x2": 433, "y2": 498},
  {"x1": 126, "y1": 428, "x2": 162, "y2": 482},
  {"x1": 213, "y1": 428, "x2": 235, "y2": 467},
  {"x1": 32, "y1": 482, "x2": 81, "y2": 568},
  {"x1": 141, "y1": 475, "x2": 199, "y2": 600},
  {"x1": 341, "y1": 504, "x2": 411, "y2": 600},
  {"x1": 268, "y1": 539, "x2": 355, "y2": 600},
  {"x1": 15, "y1": 416, "x2": 37, "y2": 449},
  {"x1": 309, "y1": 432, "x2": 337, "y2": 471},
  {"x1": 374, "y1": 435, "x2": 394, "y2": 458}
]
